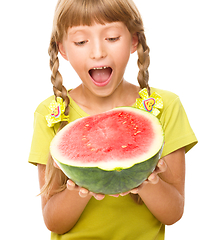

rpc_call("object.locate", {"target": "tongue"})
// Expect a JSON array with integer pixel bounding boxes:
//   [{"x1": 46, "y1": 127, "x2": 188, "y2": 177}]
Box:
[{"x1": 90, "y1": 68, "x2": 112, "y2": 83}]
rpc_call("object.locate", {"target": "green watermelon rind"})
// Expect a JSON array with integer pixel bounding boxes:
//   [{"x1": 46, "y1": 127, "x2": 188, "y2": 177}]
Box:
[{"x1": 55, "y1": 145, "x2": 163, "y2": 195}]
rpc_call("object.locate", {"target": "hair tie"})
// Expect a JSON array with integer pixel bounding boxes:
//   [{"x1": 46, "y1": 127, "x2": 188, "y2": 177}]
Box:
[
  {"x1": 46, "y1": 97, "x2": 70, "y2": 127},
  {"x1": 135, "y1": 88, "x2": 163, "y2": 116}
]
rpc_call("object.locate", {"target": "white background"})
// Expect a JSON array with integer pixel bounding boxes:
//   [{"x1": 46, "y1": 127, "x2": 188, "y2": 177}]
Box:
[{"x1": 1, "y1": 0, "x2": 214, "y2": 239}]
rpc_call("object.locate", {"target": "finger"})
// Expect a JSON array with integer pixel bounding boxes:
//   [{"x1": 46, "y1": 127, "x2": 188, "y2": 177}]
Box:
[
  {"x1": 130, "y1": 180, "x2": 147, "y2": 194},
  {"x1": 145, "y1": 159, "x2": 166, "y2": 185},
  {"x1": 130, "y1": 188, "x2": 139, "y2": 194},
  {"x1": 92, "y1": 193, "x2": 105, "y2": 201},
  {"x1": 67, "y1": 179, "x2": 76, "y2": 191},
  {"x1": 109, "y1": 194, "x2": 120, "y2": 197},
  {"x1": 79, "y1": 188, "x2": 90, "y2": 198},
  {"x1": 147, "y1": 172, "x2": 160, "y2": 184},
  {"x1": 157, "y1": 159, "x2": 167, "y2": 173},
  {"x1": 120, "y1": 191, "x2": 131, "y2": 196}
]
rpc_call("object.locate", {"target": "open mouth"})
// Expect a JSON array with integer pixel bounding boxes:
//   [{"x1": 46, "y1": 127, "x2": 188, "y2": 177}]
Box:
[{"x1": 89, "y1": 66, "x2": 113, "y2": 86}]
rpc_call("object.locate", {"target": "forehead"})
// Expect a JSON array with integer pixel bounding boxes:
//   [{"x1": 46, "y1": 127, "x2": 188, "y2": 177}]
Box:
[{"x1": 67, "y1": 22, "x2": 128, "y2": 35}]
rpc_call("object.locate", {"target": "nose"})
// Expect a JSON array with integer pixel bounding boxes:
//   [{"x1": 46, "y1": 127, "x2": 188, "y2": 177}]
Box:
[{"x1": 90, "y1": 40, "x2": 107, "y2": 59}]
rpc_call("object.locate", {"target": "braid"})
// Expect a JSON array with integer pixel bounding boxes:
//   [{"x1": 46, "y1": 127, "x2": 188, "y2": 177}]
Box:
[
  {"x1": 129, "y1": 31, "x2": 151, "y2": 205},
  {"x1": 137, "y1": 31, "x2": 150, "y2": 95},
  {"x1": 40, "y1": 35, "x2": 70, "y2": 197},
  {"x1": 48, "y1": 35, "x2": 70, "y2": 119}
]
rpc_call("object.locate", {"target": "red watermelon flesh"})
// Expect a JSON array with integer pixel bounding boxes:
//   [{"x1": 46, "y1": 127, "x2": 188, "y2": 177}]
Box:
[{"x1": 50, "y1": 107, "x2": 164, "y2": 194}]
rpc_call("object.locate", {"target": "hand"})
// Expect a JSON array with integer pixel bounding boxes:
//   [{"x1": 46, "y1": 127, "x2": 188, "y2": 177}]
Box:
[
  {"x1": 128, "y1": 158, "x2": 167, "y2": 195},
  {"x1": 67, "y1": 180, "x2": 105, "y2": 201},
  {"x1": 53, "y1": 161, "x2": 105, "y2": 200}
]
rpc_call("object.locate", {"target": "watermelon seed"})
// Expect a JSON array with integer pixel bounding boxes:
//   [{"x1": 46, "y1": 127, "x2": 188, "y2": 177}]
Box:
[
  {"x1": 87, "y1": 143, "x2": 91, "y2": 146},
  {"x1": 91, "y1": 148, "x2": 95, "y2": 151},
  {"x1": 122, "y1": 121, "x2": 127, "y2": 124},
  {"x1": 134, "y1": 131, "x2": 141, "y2": 136},
  {"x1": 121, "y1": 145, "x2": 127, "y2": 148}
]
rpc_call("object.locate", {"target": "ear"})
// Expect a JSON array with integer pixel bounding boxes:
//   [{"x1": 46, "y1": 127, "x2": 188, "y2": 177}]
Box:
[
  {"x1": 58, "y1": 43, "x2": 68, "y2": 61},
  {"x1": 131, "y1": 33, "x2": 139, "y2": 54}
]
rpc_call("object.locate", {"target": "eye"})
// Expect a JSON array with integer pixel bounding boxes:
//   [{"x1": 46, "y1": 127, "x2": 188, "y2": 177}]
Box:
[
  {"x1": 106, "y1": 37, "x2": 120, "y2": 42},
  {"x1": 74, "y1": 40, "x2": 88, "y2": 46}
]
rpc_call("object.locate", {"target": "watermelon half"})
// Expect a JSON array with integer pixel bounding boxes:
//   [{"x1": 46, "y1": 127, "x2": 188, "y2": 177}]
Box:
[{"x1": 50, "y1": 107, "x2": 164, "y2": 195}]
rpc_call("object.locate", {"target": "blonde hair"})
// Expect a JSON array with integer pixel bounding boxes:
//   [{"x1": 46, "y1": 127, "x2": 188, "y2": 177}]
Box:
[{"x1": 42, "y1": 0, "x2": 150, "y2": 204}]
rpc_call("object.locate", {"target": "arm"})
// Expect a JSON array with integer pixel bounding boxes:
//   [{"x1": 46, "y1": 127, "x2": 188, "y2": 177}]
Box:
[
  {"x1": 38, "y1": 164, "x2": 92, "y2": 235},
  {"x1": 136, "y1": 147, "x2": 185, "y2": 225},
  {"x1": 38, "y1": 147, "x2": 185, "y2": 233}
]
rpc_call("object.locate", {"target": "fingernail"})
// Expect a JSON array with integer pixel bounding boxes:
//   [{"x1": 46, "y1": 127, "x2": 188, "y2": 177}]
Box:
[
  {"x1": 80, "y1": 189, "x2": 88, "y2": 194},
  {"x1": 120, "y1": 192, "x2": 128, "y2": 196},
  {"x1": 67, "y1": 180, "x2": 75, "y2": 187},
  {"x1": 158, "y1": 160, "x2": 164, "y2": 168},
  {"x1": 149, "y1": 174, "x2": 155, "y2": 181},
  {"x1": 131, "y1": 189, "x2": 139, "y2": 194}
]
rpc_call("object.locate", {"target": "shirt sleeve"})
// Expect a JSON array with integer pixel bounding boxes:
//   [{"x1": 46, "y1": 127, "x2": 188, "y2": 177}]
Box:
[
  {"x1": 160, "y1": 96, "x2": 197, "y2": 157},
  {"x1": 28, "y1": 105, "x2": 56, "y2": 166}
]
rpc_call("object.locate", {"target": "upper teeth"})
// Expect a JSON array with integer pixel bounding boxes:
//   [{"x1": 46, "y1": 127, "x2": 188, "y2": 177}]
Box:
[{"x1": 92, "y1": 67, "x2": 108, "y2": 70}]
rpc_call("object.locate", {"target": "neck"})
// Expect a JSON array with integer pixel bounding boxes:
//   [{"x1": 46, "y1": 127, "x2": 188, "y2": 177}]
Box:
[{"x1": 70, "y1": 80, "x2": 140, "y2": 115}]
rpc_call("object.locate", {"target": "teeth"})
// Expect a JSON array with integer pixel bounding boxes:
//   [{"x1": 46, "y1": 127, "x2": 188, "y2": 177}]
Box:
[{"x1": 92, "y1": 66, "x2": 108, "y2": 70}]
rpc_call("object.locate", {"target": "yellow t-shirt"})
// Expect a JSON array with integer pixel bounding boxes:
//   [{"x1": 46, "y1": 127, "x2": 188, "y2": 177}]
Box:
[{"x1": 28, "y1": 87, "x2": 197, "y2": 240}]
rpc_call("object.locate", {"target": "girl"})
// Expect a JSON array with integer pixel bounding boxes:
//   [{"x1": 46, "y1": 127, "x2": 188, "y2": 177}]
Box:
[{"x1": 29, "y1": 0, "x2": 197, "y2": 239}]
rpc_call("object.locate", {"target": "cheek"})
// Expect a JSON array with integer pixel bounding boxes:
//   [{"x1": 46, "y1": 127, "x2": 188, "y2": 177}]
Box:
[
  {"x1": 114, "y1": 39, "x2": 132, "y2": 67},
  {"x1": 67, "y1": 50, "x2": 86, "y2": 71},
  {"x1": 114, "y1": 47, "x2": 131, "y2": 70}
]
